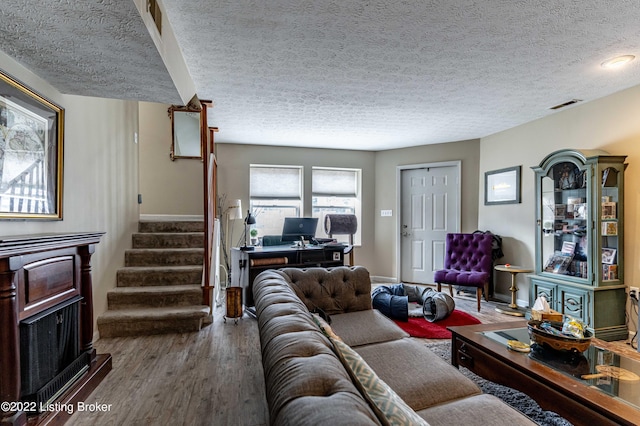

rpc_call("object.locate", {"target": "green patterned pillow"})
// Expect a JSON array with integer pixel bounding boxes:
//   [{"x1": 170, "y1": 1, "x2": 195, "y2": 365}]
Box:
[
  {"x1": 311, "y1": 313, "x2": 343, "y2": 341},
  {"x1": 331, "y1": 338, "x2": 430, "y2": 426}
]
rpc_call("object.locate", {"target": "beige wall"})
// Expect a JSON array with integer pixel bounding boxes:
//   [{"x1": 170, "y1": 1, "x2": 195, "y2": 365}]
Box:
[
  {"x1": 373, "y1": 140, "x2": 481, "y2": 280},
  {"x1": 215, "y1": 140, "x2": 480, "y2": 280},
  {"x1": 479, "y1": 85, "x2": 640, "y2": 327},
  {"x1": 139, "y1": 102, "x2": 203, "y2": 216},
  {"x1": 0, "y1": 50, "x2": 140, "y2": 333},
  {"x1": 216, "y1": 143, "x2": 376, "y2": 270}
]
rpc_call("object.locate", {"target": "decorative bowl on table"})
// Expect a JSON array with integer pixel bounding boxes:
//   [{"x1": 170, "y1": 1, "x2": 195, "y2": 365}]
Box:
[{"x1": 527, "y1": 320, "x2": 593, "y2": 353}]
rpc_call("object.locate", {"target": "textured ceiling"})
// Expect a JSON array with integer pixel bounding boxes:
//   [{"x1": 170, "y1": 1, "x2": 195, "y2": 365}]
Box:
[
  {"x1": 0, "y1": 0, "x2": 182, "y2": 104},
  {"x1": 2, "y1": 1, "x2": 640, "y2": 150},
  {"x1": 162, "y1": 0, "x2": 640, "y2": 150}
]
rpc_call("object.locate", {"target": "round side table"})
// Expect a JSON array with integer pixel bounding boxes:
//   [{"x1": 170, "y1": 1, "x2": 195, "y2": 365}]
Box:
[{"x1": 494, "y1": 265, "x2": 533, "y2": 317}]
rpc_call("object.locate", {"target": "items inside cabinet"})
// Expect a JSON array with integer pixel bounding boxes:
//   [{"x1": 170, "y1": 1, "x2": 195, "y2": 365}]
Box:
[
  {"x1": 601, "y1": 167, "x2": 619, "y2": 281},
  {"x1": 541, "y1": 161, "x2": 588, "y2": 278},
  {"x1": 532, "y1": 149, "x2": 627, "y2": 340}
]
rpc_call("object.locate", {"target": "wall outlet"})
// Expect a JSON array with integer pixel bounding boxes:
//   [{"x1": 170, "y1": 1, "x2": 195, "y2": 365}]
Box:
[{"x1": 629, "y1": 286, "x2": 639, "y2": 300}]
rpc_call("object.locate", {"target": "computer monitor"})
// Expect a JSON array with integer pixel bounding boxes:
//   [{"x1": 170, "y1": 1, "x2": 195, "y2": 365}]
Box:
[{"x1": 281, "y1": 217, "x2": 318, "y2": 243}]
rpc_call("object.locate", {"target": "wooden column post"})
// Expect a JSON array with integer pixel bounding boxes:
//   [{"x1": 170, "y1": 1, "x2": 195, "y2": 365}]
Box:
[
  {"x1": 78, "y1": 244, "x2": 96, "y2": 358},
  {"x1": 0, "y1": 257, "x2": 25, "y2": 426}
]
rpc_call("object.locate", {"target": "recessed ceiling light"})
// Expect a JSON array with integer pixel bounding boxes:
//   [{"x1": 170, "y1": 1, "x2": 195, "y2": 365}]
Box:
[{"x1": 601, "y1": 55, "x2": 635, "y2": 69}]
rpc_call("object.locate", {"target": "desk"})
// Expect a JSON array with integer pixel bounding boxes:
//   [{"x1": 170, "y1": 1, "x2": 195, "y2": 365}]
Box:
[
  {"x1": 494, "y1": 264, "x2": 532, "y2": 317},
  {"x1": 231, "y1": 245, "x2": 345, "y2": 308}
]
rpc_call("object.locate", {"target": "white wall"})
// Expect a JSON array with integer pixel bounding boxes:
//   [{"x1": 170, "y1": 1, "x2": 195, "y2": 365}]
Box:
[
  {"x1": 479, "y1": 84, "x2": 640, "y2": 328},
  {"x1": 139, "y1": 101, "x2": 203, "y2": 216},
  {"x1": 0, "y1": 50, "x2": 140, "y2": 334}
]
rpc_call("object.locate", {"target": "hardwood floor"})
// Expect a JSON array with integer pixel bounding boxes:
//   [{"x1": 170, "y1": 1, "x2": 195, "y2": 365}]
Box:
[
  {"x1": 67, "y1": 286, "x2": 634, "y2": 425},
  {"x1": 68, "y1": 302, "x2": 268, "y2": 426}
]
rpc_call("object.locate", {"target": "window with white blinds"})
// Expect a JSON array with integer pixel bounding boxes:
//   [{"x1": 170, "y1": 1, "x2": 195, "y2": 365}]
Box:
[
  {"x1": 312, "y1": 168, "x2": 358, "y2": 196},
  {"x1": 250, "y1": 166, "x2": 302, "y2": 200},
  {"x1": 312, "y1": 167, "x2": 361, "y2": 245},
  {"x1": 249, "y1": 165, "x2": 361, "y2": 245},
  {"x1": 250, "y1": 165, "x2": 302, "y2": 237}
]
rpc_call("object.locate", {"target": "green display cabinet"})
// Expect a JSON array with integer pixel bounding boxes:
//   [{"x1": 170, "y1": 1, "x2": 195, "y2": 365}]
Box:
[{"x1": 531, "y1": 149, "x2": 628, "y2": 341}]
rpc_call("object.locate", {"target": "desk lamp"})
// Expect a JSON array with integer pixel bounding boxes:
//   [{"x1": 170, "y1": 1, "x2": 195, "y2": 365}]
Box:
[{"x1": 241, "y1": 210, "x2": 257, "y2": 251}]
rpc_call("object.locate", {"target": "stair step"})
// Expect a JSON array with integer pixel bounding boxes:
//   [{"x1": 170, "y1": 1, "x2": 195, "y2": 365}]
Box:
[
  {"x1": 97, "y1": 306, "x2": 212, "y2": 337},
  {"x1": 98, "y1": 219, "x2": 211, "y2": 338},
  {"x1": 107, "y1": 285, "x2": 202, "y2": 309},
  {"x1": 138, "y1": 220, "x2": 204, "y2": 233},
  {"x1": 117, "y1": 266, "x2": 203, "y2": 287},
  {"x1": 132, "y1": 232, "x2": 204, "y2": 249},
  {"x1": 125, "y1": 248, "x2": 204, "y2": 267}
]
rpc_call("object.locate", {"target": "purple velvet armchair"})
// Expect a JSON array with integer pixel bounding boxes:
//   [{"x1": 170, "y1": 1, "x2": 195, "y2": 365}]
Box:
[{"x1": 434, "y1": 233, "x2": 493, "y2": 312}]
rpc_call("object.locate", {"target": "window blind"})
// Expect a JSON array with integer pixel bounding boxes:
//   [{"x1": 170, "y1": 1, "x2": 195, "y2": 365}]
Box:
[
  {"x1": 250, "y1": 166, "x2": 302, "y2": 199},
  {"x1": 312, "y1": 168, "x2": 358, "y2": 197}
]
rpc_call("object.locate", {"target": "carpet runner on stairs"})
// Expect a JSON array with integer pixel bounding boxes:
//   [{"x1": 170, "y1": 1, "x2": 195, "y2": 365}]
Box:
[{"x1": 97, "y1": 219, "x2": 211, "y2": 337}]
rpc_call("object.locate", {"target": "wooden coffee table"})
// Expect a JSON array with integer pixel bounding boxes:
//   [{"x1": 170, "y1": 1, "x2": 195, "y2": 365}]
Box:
[{"x1": 449, "y1": 321, "x2": 640, "y2": 426}]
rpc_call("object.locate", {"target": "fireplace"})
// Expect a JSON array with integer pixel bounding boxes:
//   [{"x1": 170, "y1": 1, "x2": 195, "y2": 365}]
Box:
[
  {"x1": 20, "y1": 296, "x2": 90, "y2": 410},
  {"x1": 0, "y1": 233, "x2": 112, "y2": 426}
]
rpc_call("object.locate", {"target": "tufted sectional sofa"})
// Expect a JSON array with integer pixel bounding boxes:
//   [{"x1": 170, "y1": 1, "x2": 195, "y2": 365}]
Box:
[{"x1": 253, "y1": 266, "x2": 535, "y2": 425}]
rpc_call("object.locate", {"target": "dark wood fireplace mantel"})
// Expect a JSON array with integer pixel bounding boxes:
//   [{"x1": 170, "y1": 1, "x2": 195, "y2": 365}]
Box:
[{"x1": 0, "y1": 233, "x2": 112, "y2": 426}]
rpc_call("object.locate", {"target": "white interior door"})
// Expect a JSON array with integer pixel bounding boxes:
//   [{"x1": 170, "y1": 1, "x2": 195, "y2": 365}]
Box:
[{"x1": 400, "y1": 164, "x2": 460, "y2": 283}]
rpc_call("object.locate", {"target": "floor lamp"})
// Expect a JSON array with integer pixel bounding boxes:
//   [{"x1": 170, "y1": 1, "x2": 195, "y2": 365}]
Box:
[
  {"x1": 225, "y1": 199, "x2": 243, "y2": 250},
  {"x1": 222, "y1": 199, "x2": 242, "y2": 283}
]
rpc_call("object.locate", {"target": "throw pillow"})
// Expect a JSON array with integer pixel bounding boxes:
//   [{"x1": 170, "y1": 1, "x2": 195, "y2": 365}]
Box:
[
  {"x1": 330, "y1": 337, "x2": 430, "y2": 426},
  {"x1": 311, "y1": 313, "x2": 343, "y2": 341}
]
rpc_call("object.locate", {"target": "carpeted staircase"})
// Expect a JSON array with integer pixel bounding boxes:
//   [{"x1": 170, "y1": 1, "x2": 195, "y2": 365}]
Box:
[{"x1": 97, "y1": 220, "x2": 212, "y2": 337}]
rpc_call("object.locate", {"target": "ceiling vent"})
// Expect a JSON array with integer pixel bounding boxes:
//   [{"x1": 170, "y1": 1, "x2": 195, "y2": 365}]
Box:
[
  {"x1": 549, "y1": 99, "x2": 582, "y2": 110},
  {"x1": 147, "y1": 0, "x2": 162, "y2": 35}
]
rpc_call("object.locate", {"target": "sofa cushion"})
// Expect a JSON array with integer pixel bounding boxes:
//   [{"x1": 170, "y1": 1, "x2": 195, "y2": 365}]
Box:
[
  {"x1": 417, "y1": 394, "x2": 536, "y2": 426},
  {"x1": 275, "y1": 266, "x2": 373, "y2": 314},
  {"x1": 433, "y1": 269, "x2": 489, "y2": 286},
  {"x1": 330, "y1": 309, "x2": 409, "y2": 347},
  {"x1": 253, "y1": 270, "x2": 382, "y2": 424},
  {"x1": 355, "y1": 339, "x2": 481, "y2": 411},
  {"x1": 273, "y1": 394, "x2": 384, "y2": 426},
  {"x1": 331, "y1": 337, "x2": 430, "y2": 426}
]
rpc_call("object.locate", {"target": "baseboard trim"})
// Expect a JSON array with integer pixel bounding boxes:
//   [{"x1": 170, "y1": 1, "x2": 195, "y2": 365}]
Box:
[
  {"x1": 140, "y1": 214, "x2": 205, "y2": 221},
  {"x1": 492, "y1": 294, "x2": 529, "y2": 309},
  {"x1": 371, "y1": 275, "x2": 398, "y2": 284}
]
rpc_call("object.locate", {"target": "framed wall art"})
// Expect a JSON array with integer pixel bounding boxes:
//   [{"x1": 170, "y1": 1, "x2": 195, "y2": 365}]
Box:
[
  {"x1": 484, "y1": 165, "x2": 521, "y2": 205},
  {"x1": 0, "y1": 69, "x2": 64, "y2": 219}
]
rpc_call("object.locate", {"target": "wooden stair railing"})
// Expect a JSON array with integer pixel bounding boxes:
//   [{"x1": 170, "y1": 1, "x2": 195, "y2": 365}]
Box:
[{"x1": 200, "y1": 100, "x2": 218, "y2": 311}]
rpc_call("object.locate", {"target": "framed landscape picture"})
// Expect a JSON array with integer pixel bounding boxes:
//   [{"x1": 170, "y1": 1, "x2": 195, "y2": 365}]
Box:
[{"x1": 0, "y1": 69, "x2": 64, "y2": 219}]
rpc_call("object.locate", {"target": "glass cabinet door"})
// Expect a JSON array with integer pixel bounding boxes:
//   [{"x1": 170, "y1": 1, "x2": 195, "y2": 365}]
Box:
[
  {"x1": 539, "y1": 161, "x2": 589, "y2": 281},
  {"x1": 600, "y1": 167, "x2": 620, "y2": 283}
]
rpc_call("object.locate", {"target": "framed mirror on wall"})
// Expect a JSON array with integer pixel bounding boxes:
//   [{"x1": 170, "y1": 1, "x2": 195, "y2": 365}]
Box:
[
  {"x1": 169, "y1": 105, "x2": 204, "y2": 161},
  {"x1": 0, "y1": 69, "x2": 64, "y2": 219}
]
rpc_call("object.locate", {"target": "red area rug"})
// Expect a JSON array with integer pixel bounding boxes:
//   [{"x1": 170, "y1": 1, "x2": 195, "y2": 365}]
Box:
[{"x1": 393, "y1": 310, "x2": 481, "y2": 339}]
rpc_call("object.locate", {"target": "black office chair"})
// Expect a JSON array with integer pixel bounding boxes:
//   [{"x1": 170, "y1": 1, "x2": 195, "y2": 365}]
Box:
[{"x1": 261, "y1": 235, "x2": 285, "y2": 246}]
